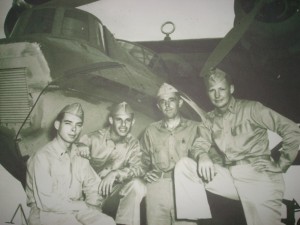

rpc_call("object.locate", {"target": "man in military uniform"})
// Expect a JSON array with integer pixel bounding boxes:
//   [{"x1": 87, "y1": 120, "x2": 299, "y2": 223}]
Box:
[
  {"x1": 140, "y1": 83, "x2": 211, "y2": 225},
  {"x1": 78, "y1": 102, "x2": 146, "y2": 225},
  {"x1": 174, "y1": 68, "x2": 300, "y2": 225},
  {"x1": 26, "y1": 103, "x2": 115, "y2": 225}
]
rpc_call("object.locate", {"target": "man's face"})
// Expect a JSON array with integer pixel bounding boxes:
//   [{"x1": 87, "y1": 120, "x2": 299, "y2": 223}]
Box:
[
  {"x1": 157, "y1": 92, "x2": 183, "y2": 119},
  {"x1": 109, "y1": 113, "x2": 135, "y2": 137},
  {"x1": 55, "y1": 113, "x2": 83, "y2": 144},
  {"x1": 206, "y1": 77, "x2": 234, "y2": 111}
]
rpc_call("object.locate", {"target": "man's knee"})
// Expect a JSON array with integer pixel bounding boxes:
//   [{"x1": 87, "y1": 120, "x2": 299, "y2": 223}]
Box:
[
  {"x1": 120, "y1": 178, "x2": 147, "y2": 198},
  {"x1": 101, "y1": 215, "x2": 116, "y2": 225},
  {"x1": 77, "y1": 210, "x2": 116, "y2": 225},
  {"x1": 175, "y1": 157, "x2": 194, "y2": 172}
]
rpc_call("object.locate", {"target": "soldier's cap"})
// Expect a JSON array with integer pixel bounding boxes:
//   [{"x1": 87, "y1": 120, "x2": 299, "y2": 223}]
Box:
[
  {"x1": 204, "y1": 67, "x2": 228, "y2": 87},
  {"x1": 60, "y1": 103, "x2": 84, "y2": 120},
  {"x1": 111, "y1": 101, "x2": 134, "y2": 116},
  {"x1": 156, "y1": 83, "x2": 179, "y2": 98}
]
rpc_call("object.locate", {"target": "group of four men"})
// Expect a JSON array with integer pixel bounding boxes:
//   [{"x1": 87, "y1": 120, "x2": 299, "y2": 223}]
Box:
[{"x1": 26, "y1": 68, "x2": 300, "y2": 225}]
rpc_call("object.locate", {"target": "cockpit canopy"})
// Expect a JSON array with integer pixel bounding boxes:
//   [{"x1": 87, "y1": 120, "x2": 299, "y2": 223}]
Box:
[{"x1": 10, "y1": 7, "x2": 106, "y2": 52}]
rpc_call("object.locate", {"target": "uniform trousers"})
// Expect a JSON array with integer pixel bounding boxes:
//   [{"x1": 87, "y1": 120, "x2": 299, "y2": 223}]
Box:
[
  {"x1": 28, "y1": 204, "x2": 115, "y2": 225},
  {"x1": 28, "y1": 178, "x2": 146, "y2": 225},
  {"x1": 109, "y1": 178, "x2": 146, "y2": 225},
  {"x1": 146, "y1": 176, "x2": 197, "y2": 225},
  {"x1": 174, "y1": 157, "x2": 285, "y2": 225}
]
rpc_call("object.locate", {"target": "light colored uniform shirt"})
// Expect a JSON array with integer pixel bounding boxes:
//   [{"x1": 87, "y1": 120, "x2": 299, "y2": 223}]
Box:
[
  {"x1": 79, "y1": 127, "x2": 143, "y2": 182},
  {"x1": 26, "y1": 138, "x2": 102, "y2": 213},
  {"x1": 140, "y1": 117, "x2": 211, "y2": 173},
  {"x1": 193, "y1": 97, "x2": 300, "y2": 172}
]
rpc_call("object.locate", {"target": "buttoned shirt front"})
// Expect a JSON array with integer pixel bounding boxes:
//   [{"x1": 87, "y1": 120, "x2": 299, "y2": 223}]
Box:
[
  {"x1": 26, "y1": 138, "x2": 102, "y2": 213},
  {"x1": 140, "y1": 117, "x2": 211, "y2": 173},
  {"x1": 79, "y1": 127, "x2": 143, "y2": 182},
  {"x1": 194, "y1": 97, "x2": 300, "y2": 172}
]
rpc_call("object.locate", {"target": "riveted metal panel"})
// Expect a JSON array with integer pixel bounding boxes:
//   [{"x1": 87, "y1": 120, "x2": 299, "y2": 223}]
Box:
[{"x1": 0, "y1": 68, "x2": 31, "y2": 124}]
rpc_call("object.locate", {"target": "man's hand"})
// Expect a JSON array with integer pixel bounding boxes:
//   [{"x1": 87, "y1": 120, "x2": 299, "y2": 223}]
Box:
[
  {"x1": 98, "y1": 169, "x2": 110, "y2": 179},
  {"x1": 144, "y1": 169, "x2": 161, "y2": 183},
  {"x1": 252, "y1": 159, "x2": 282, "y2": 173},
  {"x1": 76, "y1": 144, "x2": 91, "y2": 159},
  {"x1": 197, "y1": 154, "x2": 215, "y2": 182},
  {"x1": 99, "y1": 171, "x2": 118, "y2": 196}
]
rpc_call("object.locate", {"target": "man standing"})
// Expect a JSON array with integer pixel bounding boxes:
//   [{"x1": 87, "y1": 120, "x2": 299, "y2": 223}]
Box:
[
  {"x1": 174, "y1": 68, "x2": 300, "y2": 225},
  {"x1": 140, "y1": 83, "x2": 211, "y2": 225},
  {"x1": 78, "y1": 102, "x2": 146, "y2": 225},
  {"x1": 26, "y1": 103, "x2": 115, "y2": 225}
]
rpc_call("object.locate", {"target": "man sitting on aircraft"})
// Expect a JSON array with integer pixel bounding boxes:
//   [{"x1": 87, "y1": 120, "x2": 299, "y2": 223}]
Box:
[
  {"x1": 140, "y1": 83, "x2": 212, "y2": 225},
  {"x1": 26, "y1": 103, "x2": 115, "y2": 225},
  {"x1": 77, "y1": 101, "x2": 146, "y2": 225},
  {"x1": 174, "y1": 67, "x2": 300, "y2": 225}
]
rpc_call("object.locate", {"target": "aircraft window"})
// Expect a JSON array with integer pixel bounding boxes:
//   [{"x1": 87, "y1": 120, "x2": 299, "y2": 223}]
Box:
[
  {"x1": 61, "y1": 10, "x2": 89, "y2": 41},
  {"x1": 117, "y1": 40, "x2": 168, "y2": 78},
  {"x1": 24, "y1": 9, "x2": 55, "y2": 34},
  {"x1": 118, "y1": 40, "x2": 155, "y2": 66},
  {"x1": 94, "y1": 22, "x2": 105, "y2": 52}
]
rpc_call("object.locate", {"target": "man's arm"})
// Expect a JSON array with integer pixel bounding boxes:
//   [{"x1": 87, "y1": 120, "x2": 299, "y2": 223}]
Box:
[
  {"x1": 113, "y1": 140, "x2": 144, "y2": 182},
  {"x1": 189, "y1": 123, "x2": 212, "y2": 160},
  {"x1": 76, "y1": 134, "x2": 93, "y2": 159},
  {"x1": 140, "y1": 129, "x2": 161, "y2": 183},
  {"x1": 98, "y1": 139, "x2": 144, "y2": 196},
  {"x1": 190, "y1": 123, "x2": 215, "y2": 182},
  {"x1": 251, "y1": 102, "x2": 300, "y2": 172},
  {"x1": 81, "y1": 159, "x2": 103, "y2": 206}
]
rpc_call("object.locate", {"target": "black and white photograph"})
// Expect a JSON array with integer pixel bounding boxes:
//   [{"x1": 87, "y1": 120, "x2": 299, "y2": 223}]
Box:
[{"x1": 0, "y1": 0, "x2": 300, "y2": 225}]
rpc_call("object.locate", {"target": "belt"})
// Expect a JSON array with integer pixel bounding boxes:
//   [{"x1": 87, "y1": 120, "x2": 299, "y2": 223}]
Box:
[
  {"x1": 225, "y1": 155, "x2": 271, "y2": 167},
  {"x1": 158, "y1": 170, "x2": 173, "y2": 179}
]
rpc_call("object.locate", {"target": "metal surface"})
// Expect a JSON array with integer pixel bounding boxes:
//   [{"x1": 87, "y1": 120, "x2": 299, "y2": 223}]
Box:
[{"x1": 0, "y1": 68, "x2": 31, "y2": 123}]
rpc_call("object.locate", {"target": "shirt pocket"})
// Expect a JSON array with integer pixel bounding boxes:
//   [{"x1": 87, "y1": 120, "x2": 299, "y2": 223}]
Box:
[
  {"x1": 176, "y1": 138, "x2": 189, "y2": 158},
  {"x1": 231, "y1": 120, "x2": 255, "y2": 137}
]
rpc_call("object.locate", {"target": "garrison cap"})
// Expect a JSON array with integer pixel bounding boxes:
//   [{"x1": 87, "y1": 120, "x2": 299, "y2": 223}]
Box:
[
  {"x1": 111, "y1": 101, "x2": 134, "y2": 116},
  {"x1": 157, "y1": 83, "x2": 178, "y2": 98},
  {"x1": 60, "y1": 103, "x2": 84, "y2": 120},
  {"x1": 204, "y1": 67, "x2": 228, "y2": 87}
]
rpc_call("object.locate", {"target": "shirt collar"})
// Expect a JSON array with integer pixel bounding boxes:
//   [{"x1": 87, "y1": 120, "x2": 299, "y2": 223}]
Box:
[
  {"x1": 160, "y1": 116, "x2": 188, "y2": 129},
  {"x1": 52, "y1": 138, "x2": 75, "y2": 158},
  {"x1": 105, "y1": 127, "x2": 132, "y2": 144}
]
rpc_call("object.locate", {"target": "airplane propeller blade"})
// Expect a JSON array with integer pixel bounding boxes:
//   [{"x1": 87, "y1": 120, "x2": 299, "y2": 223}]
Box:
[
  {"x1": 4, "y1": 3, "x2": 30, "y2": 37},
  {"x1": 199, "y1": 0, "x2": 268, "y2": 77},
  {"x1": 40, "y1": 0, "x2": 101, "y2": 8}
]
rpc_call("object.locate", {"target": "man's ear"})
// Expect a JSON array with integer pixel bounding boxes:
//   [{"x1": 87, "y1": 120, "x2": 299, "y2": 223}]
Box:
[
  {"x1": 54, "y1": 120, "x2": 60, "y2": 131},
  {"x1": 108, "y1": 116, "x2": 113, "y2": 125},
  {"x1": 178, "y1": 98, "x2": 183, "y2": 108},
  {"x1": 230, "y1": 84, "x2": 235, "y2": 94},
  {"x1": 132, "y1": 118, "x2": 135, "y2": 125},
  {"x1": 156, "y1": 103, "x2": 162, "y2": 111}
]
